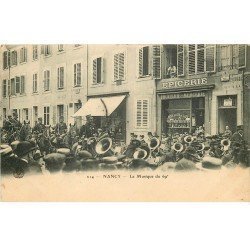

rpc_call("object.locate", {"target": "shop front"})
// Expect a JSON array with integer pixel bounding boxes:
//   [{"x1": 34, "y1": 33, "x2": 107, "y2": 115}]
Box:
[
  {"x1": 73, "y1": 93, "x2": 127, "y2": 142},
  {"x1": 156, "y1": 76, "x2": 215, "y2": 136}
]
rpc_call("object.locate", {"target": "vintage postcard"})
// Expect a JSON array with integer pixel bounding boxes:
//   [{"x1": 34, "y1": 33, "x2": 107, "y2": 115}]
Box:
[{"x1": 0, "y1": 44, "x2": 249, "y2": 201}]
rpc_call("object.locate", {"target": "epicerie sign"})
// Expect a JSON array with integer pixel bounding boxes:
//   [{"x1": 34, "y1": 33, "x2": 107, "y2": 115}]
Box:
[{"x1": 162, "y1": 78, "x2": 208, "y2": 89}]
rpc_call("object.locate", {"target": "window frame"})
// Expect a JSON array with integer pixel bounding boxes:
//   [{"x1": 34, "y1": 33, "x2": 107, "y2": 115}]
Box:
[
  {"x1": 74, "y1": 62, "x2": 82, "y2": 87},
  {"x1": 2, "y1": 79, "x2": 7, "y2": 98},
  {"x1": 135, "y1": 98, "x2": 150, "y2": 128},
  {"x1": 33, "y1": 73, "x2": 38, "y2": 93},
  {"x1": 44, "y1": 106, "x2": 50, "y2": 125},
  {"x1": 43, "y1": 70, "x2": 50, "y2": 91},
  {"x1": 20, "y1": 47, "x2": 27, "y2": 63},
  {"x1": 57, "y1": 66, "x2": 65, "y2": 89},
  {"x1": 32, "y1": 45, "x2": 38, "y2": 60},
  {"x1": 188, "y1": 44, "x2": 205, "y2": 75}
]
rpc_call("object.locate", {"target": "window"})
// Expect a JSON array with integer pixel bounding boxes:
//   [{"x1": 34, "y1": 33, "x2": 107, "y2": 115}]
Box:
[
  {"x1": 57, "y1": 66, "x2": 64, "y2": 89},
  {"x1": 11, "y1": 78, "x2": 15, "y2": 95},
  {"x1": 20, "y1": 47, "x2": 27, "y2": 63},
  {"x1": 152, "y1": 45, "x2": 161, "y2": 79},
  {"x1": 20, "y1": 76, "x2": 25, "y2": 94},
  {"x1": 93, "y1": 57, "x2": 104, "y2": 84},
  {"x1": 238, "y1": 44, "x2": 246, "y2": 69},
  {"x1": 188, "y1": 44, "x2": 205, "y2": 74},
  {"x1": 44, "y1": 106, "x2": 50, "y2": 125},
  {"x1": 220, "y1": 45, "x2": 231, "y2": 69},
  {"x1": 58, "y1": 45, "x2": 64, "y2": 52},
  {"x1": 41, "y1": 45, "x2": 51, "y2": 56},
  {"x1": 74, "y1": 63, "x2": 81, "y2": 86},
  {"x1": 232, "y1": 45, "x2": 238, "y2": 68},
  {"x1": 11, "y1": 51, "x2": 17, "y2": 66},
  {"x1": 114, "y1": 52, "x2": 125, "y2": 81},
  {"x1": 44, "y1": 70, "x2": 50, "y2": 91},
  {"x1": 15, "y1": 76, "x2": 20, "y2": 94},
  {"x1": 57, "y1": 105, "x2": 64, "y2": 122},
  {"x1": 139, "y1": 46, "x2": 150, "y2": 77},
  {"x1": 136, "y1": 99, "x2": 149, "y2": 128},
  {"x1": 33, "y1": 73, "x2": 38, "y2": 93},
  {"x1": 33, "y1": 45, "x2": 38, "y2": 60},
  {"x1": 2, "y1": 80, "x2": 7, "y2": 97},
  {"x1": 23, "y1": 108, "x2": 29, "y2": 120},
  {"x1": 3, "y1": 108, "x2": 7, "y2": 119},
  {"x1": 3, "y1": 51, "x2": 10, "y2": 69}
]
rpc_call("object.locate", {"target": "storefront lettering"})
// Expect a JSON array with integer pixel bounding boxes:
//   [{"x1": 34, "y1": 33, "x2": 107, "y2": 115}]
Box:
[
  {"x1": 162, "y1": 78, "x2": 207, "y2": 89},
  {"x1": 160, "y1": 91, "x2": 205, "y2": 100}
]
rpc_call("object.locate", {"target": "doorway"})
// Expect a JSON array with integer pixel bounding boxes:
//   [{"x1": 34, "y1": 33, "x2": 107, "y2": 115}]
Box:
[{"x1": 218, "y1": 108, "x2": 237, "y2": 134}]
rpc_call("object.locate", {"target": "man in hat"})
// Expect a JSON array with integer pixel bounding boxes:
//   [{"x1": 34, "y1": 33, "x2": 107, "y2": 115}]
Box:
[
  {"x1": 175, "y1": 146, "x2": 200, "y2": 171},
  {"x1": 43, "y1": 153, "x2": 66, "y2": 173},
  {"x1": 84, "y1": 115, "x2": 97, "y2": 138},
  {"x1": 224, "y1": 125, "x2": 232, "y2": 138},
  {"x1": 11, "y1": 113, "x2": 22, "y2": 130},
  {"x1": 55, "y1": 116, "x2": 67, "y2": 135},
  {"x1": 124, "y1": 133, "x2": 141, "y2": 158},
  {"x1": 3, "y1": 115, "x2": 14, "y2": 132},
  {"x1": 19, "y1": 120, "x2": 32, "y2": 141},
  {"x1": 231, "y1": 125, "x2": 244, "y2": 144},
  {"x1": 33, "y1": 117, "x2": 46, "y2": 134}
]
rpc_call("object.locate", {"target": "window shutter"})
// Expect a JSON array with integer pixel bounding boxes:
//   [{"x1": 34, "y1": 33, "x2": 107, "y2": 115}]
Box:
[
  {"x1": 142, "y1": 100, "x2": 149, "y2": 127},
  {"x1": 205, "y1": 44, "x2": 216, "y2": 72},
  {"x1": 114, "y1": 54, "x2": 119, "y2": 81},
  {"x1": 77, "y1": 63, "x2": 81, "y2": 85},
  {"x1": 188, "y1": 45, "x2": 196, "y2": 75},
  {"x1": 101, "y1": 57, "x2": 104, "y2": 83},
  {"x1": 74, "y1": 64, "x2": 77, "y2": 86},
  {"x1": 3, "y1": 51, "x2": 7, "y2": 69},
  {"x1": 52, "y1": 106, "x2": 57, "y2": 125},
  {"x1": 47, "y1": 71, "x2": 50, "y2": 90},
  {"x1": 44, "y1": 71, "x2": 46, "y2": 90},
  {"x1": 139, "y1": 47, "x2": 143, "y2": 77},
  {"x1": 15, "y1": 76, "x2": 20, "y2": 93},
  {"x1": 11, "y1": 78, "x2": 15, "y2": 95},
  {"x1": 152, "y1": 45, "x2": 162, "y2": 79},
  {"x1": 119, "y1": 52, "x2": 125, "y2": 80},
  {"x1": 93, "y1": 58, "x2": 97, "y2": 84},
  {"x1": 20, "y1": 76, "x2": 25, "y2": 94},
  {"x1": 177, "y1": 44, "x2": 185, "y2": 76},
  {"x1": 24, "y1": 47, "x2": 27, "y2": 62},
  {"x1": 197, "y1": 44, "x2": 205, "y2": 73},
  {"x1": 239, "y1": 44, "x2": 246, "y2": 68},
  {"x1": 136, "y1": 100, "x2": 142, "y2": 127}
]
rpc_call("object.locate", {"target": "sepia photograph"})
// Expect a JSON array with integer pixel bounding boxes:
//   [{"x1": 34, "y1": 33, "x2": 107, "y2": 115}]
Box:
[{"x1": 0, "y1": 44, "x2": 249, "y2": 201}]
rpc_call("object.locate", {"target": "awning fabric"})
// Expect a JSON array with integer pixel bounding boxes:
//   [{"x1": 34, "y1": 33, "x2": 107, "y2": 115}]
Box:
[{"x1": 73, "y1": 95, "x2": 126, "y2": 117}]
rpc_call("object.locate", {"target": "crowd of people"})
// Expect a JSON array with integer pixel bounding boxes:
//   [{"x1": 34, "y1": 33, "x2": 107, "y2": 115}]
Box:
[{"x1": 0, "y1": 113, "x2": 249, "y2": 177}]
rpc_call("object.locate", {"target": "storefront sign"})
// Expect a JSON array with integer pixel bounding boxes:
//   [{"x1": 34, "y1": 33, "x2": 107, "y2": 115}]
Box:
[
  {"x1": 160, "y1": 91, "x2": 206, "y2": 100},
  {"x1": 162, "y1": 77, "x2": 207, "y2": 89}
]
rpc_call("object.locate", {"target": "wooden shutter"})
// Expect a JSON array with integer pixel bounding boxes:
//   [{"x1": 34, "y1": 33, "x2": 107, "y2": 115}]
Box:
[
  {"x1": 3, "y1": 51, "x2": 9, "y2": 69},
  {"x1": 20, "y1": 76, "x2": 25, "y2": 94},
  {"x1": 11, "y1": 78, "x2": 15, "y2": 95},
  {"x1": 57, "y1": 68, "x2": 60, "y2": 89},
  {"x1": 119, "y1": 53, "x2": 125, "y2": 80},
  {"x1": 188, "y1": 44, "x2": 196, "y2": 74},
  {"x1": 24, "y1": 47, "x2": 27, "y2": 62},
  {"x1": 197, "y1": 44, "x2": 205, "y2": 73},
  {"x1": 47, "y1": 71, "x2": 50, "y2": 90},
  {"x1": 239, "y1": 44, "x2": 246, "y2": 68},
  {"x1": 15, "y1": 76, "x2": 20, "y2": 93},
  {"x1": 138, "y1": 47, "x2": 143, "y2": 77},
  {"x1": 114, "y1": 54, "x2": 119, "y2": 81},
  {"x1": 152, "y1": 45, "x2": 162, "y2": 79},
  {"x1": 205, "y1": 44, "x2": 216, "y2": 72},
  {"x1": 74, "y1": 64, "x2": 77, "y2": 86},
  {"x1": 142, "y1": 100, "x2": 149, "y2": 127},
  {"x1": 41, "y1": 45, "x2": 45, "y2": 55},
  {"x1": 93, "y1": 58, "x2": 97, "y2": 84},
  {"x1": 43, "y1": 71, "x2": 46, "y2": 90},
  {"x1": 177, "y1": 44, "x2": 185, "y2": 76},
  {"x1": 136, "y1": 100, "x2": 142, "y2": 127},
  {"x1": 101, "y1": 57, "x2": 104, "y2": 83},
  {"x1": 52, "y1": 106, "x2": 56, "y2": 125}
]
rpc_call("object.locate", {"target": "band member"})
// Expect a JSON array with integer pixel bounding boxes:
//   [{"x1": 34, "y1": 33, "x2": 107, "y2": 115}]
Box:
[
  {"x1": 85, "y1": 115, "x2": 97, "y2": 138},
  {"x1": 55, "y1": 116, "x2": 67, "y2": 135},
  {"x1": 139, "y1": 135, "x2": 148, "y2": 146},
  {"x1": 19, "y1": 120, "x2": 32, "y2": 141},
  {"x1": 167, "y1": 63, "x2": 177, "y2": 78},
  {"x1": 224, "y1": 125, "x2": 232, "y2": 138},
  {"x1": 231, "y1": 125, "x2": 244, "y2": 144},
  {"x1": 33, "y1": 117, "x2": 46, "y2": 134},
  {"x1": 12, "y1": 113, "x2": 22, "y2": 129},
  {"x1": 2, "y1": 115, "x2": 14, "y2": 132},
  {"x1": 124, "y1": 133, "x2": 141, "y2": 158}
]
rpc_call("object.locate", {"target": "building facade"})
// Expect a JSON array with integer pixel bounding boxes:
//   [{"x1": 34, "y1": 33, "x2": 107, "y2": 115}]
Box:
[{"x1": 1, "y1": 44, "x2": 249, "y2": 143}]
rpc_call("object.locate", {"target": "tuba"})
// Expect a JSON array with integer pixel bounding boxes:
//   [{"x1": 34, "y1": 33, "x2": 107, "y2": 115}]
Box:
[
  {"x1": 133, "y1": 145, "x2": 151, "y2": 160},
  {"x1": 184, "y1": 135, "x2": 194, "y2": 144},
  {"x1": 149, "y1": 137, "x2": 161, "y2": 151},
  {"x1": 221, "y1": 139, "x2": 231, "y2": 151},
  {"x1": 172, "y1": 142, "x2": 184, "y2": 152},
  {"x1": 95, "y1": 137, "x2": 113, "y2": 156}
]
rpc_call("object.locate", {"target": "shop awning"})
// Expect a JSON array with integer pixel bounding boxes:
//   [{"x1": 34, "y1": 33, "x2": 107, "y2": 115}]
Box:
[{"x1": 73, "y1": 95, "x2": 126, "y2": 117}]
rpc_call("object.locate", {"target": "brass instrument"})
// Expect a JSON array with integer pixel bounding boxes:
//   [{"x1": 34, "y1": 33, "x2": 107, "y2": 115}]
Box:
[
  {"x1": 184, "y1": 135, "x2": 194, "y2": 144},
  {"x1": 133, "y1": 145, "x2": 151, "y2": 160},
  {"x1": 95, "y1": 137, "x2": 113, "y2": 156},
  {"x1": 221, "y1": 139, "x2": 231, "y2": 151},
  {"x1": 172, "y1": 142, "x2": 184, "y2": 152},
  {"x1": 149, "y1": 137, "x2": 161, "y2": 151}
]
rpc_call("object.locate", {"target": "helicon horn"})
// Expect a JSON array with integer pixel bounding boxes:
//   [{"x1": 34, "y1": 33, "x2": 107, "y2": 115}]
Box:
[
  {"x1": 95, "y1": 137, "x2": 113, "y2": 155},
  {"x1": 172, "y1": 142, "x2": 184, "y2": 152}
]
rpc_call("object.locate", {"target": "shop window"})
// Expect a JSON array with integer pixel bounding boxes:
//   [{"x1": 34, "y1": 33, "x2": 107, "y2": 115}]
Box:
[
  {"x1": 136, "y1": 99, "x2": 149, "y2": 128},
  {"x1": 114, "y1": 52, "x2": 125, "y2": 81},
  {"x1": 20, "y1": 47, "x2": 27, "y2": 63},
  {"x1": 93, "y1": 57, "x2": 104, "y2": 85},
  {"x1": 44, "y1": 106, "x2": 50, "y2": 125},
  {"x1": 33, "y1": 45, "x2": 38, "y2": 60},
  {"x1": 74, "y1": 63, "x2": 82, "y2": 86},
  {"x1": 57, "y1": 66, "x2": 64, "y2": 89},
  {"x1": 138, "y1": 46, "x2": 149, "y2": 77}
]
